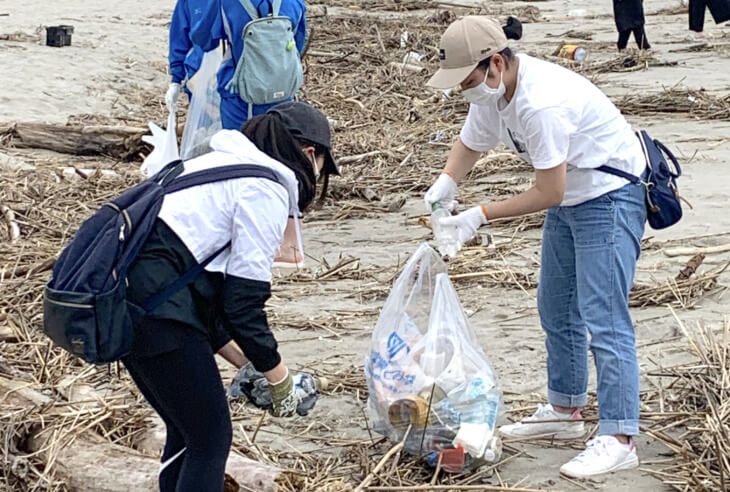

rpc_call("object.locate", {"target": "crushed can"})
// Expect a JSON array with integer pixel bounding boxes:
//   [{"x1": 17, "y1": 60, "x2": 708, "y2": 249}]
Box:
[{"x1": 557, "y1": 44, "x2": 587, "y2": 62}]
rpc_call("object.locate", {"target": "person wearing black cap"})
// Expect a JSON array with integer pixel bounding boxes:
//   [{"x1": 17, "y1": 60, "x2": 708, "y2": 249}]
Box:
[
  {"x1": 120, "y1": 110, "x2": 332, "y2": 491},
  {"x1": 266, "y1": 101, "x2": 340, "y2": 267}
]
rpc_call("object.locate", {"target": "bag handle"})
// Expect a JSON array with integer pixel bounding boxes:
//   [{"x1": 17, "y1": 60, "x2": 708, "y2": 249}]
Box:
[{"x1": 654, "y1": 138, "x2": 681, "y2": 177}]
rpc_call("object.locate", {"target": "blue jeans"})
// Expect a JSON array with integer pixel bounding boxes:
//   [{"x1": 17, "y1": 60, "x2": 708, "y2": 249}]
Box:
[{"x1": 538, "y1": 182, "x2": 647, "y2": 436}]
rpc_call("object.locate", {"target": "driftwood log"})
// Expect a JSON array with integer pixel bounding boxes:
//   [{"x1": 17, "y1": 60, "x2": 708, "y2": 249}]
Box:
[
  {"x1": 0, "y1": 122, "x2": 149, "y2": 160},
  {"x1": 0, "y1": 376, "x2": 284, "y2": 491}
]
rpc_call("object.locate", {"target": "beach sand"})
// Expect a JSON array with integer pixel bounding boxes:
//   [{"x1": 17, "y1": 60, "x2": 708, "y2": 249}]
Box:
[{"x1": 1, "y1": 0, "x2": 729, "y2": 490}]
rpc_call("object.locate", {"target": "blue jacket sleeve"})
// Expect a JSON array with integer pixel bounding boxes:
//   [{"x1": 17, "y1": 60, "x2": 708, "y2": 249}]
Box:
[
  {"x1": 294, "y1": 2, "x2": 307, "y2": 53},
  {"x1": 190, "y1": 0, "x2": 226, "y2": 52},
  {"x1": 169, "y1": 1, "x2": 192, "y2": 83}
]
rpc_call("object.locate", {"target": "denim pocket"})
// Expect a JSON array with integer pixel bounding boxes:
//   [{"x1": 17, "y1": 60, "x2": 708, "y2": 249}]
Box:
[{"x1": 570, "y1": 195, "x2": 616, "y2": 247}]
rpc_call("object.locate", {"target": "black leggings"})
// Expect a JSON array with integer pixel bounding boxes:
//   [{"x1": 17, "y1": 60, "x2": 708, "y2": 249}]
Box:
[
  {"x1": 618, "y1": 27, "x2": 651, "y2": 50},
  {"x1": 123, "y1": 334, "x2": 232, "y2": 492}
]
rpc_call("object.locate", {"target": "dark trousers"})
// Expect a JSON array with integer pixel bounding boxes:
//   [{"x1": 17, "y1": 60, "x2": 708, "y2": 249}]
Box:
[
  {"x1": 690, "y1": 0, "x2": 708, "y2": 31},
  {"x1": 690, "y1": 0, "x2": 730, "y2": 31},
  {"x1": 124, "y1": 333, "x2": 232, "y2": 492},
  {"x1": 618, "y1": 26, "x2": 651, "y2": 49}
]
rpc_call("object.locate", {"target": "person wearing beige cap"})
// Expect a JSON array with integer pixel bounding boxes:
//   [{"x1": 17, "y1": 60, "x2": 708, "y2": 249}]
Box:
[{"x1": 425, "y1": 15, "x2": 650, "y2": 479}]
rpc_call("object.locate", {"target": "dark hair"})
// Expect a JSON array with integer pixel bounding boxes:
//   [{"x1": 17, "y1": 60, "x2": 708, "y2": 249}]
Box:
[
  {"x1": 241, "y1": 115, "x2": 316, "y2": 212},
  {"x1": 477, "y1": 17, "x2": 522, "y2": 70}
]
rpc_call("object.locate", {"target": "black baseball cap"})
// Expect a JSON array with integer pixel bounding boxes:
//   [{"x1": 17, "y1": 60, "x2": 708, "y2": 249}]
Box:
[{"x1": 266, "y1": 102, "x2": 339, "y2": 176}]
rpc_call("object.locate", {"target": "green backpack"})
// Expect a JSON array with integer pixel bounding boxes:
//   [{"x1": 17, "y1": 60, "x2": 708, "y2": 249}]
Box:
[{"x1": 225, "y1": 0, "x2": 304, "y2": 118}]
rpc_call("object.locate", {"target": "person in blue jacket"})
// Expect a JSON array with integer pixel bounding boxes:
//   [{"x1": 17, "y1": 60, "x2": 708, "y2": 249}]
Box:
[
  {"x1": 190, "y1": 0, "x2": 307, "y2": 130},
  {"x1": 165, "y1": 0, "x2": 208, "y2": 110}
]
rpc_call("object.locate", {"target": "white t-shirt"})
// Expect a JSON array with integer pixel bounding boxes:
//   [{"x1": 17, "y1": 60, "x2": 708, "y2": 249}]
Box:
[
  {"x1": 460, "y1": 54, "x2": 645, "y2": 206},
  {"x1": 158, "y1": 130, "x2": 301, "y2": 283}
]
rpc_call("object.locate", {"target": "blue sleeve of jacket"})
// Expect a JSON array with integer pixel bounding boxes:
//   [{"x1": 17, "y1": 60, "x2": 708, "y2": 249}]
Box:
[
  {"x1": 294, "y1": 2, "x2": 307, "y2": 52},
  {"x1": 190, "y1": 0, "x2": 226, "y2": 52},
  {"x1": 169, "y1": 1, "x2": 192, "y2": 83}
]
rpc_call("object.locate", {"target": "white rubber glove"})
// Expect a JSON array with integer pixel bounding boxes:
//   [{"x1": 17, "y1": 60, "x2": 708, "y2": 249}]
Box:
[
  {"x1": 165, "y1": 82, "x2": 181, "y2": 112},
  {"x1": 439, "y1": 205, "x2": 488, "y2": 245},
  {"x1": 424, "y1": 173, "x2": 458, "y2": 213}
]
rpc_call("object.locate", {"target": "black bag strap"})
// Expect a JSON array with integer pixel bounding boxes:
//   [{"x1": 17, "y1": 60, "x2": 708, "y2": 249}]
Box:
[
  {"x1": 595, "y1": 131, "x2": 649, "y2": 185},
  {"x1": 595, "y1": 164, "x2": 641, "y2": 184},
  {"x1": 142, "y1": 240, "x2": 230, "y2": 312},
  {"x1": 142, "y1": 164, "x2": 282, "y2": 313},
  {"x1": 165, "y1": 164, "x2": 280, "y2": 194}
]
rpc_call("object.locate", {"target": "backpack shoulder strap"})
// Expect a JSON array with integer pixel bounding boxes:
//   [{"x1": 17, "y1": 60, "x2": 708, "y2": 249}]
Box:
[
  {"x1": 237, "y1": 0, "x2": 260, "y2": 20},
  {"x1": 142, "y1": 164, "x2": 281, "y2": 313},
  {"x1": 142, "y1": 240, "x2": 230, "y2": 312},
  {"x1": 164, "y1": 164, "x2": 280, "y2": 194},
  {"x1": 271, "y1": 0, "x2": 282, "y2": 16}
]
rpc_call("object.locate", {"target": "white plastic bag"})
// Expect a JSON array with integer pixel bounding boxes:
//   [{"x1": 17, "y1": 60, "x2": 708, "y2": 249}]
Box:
[
  {"x1": 180, "y1": 48, "x2": 223, "y2": 161},
  {"x1": 140, "y1": 109, "x2": 179, "y2": 177},
  {"x1": 365, "y1": 244, "x2": 502, "y2": 471}
]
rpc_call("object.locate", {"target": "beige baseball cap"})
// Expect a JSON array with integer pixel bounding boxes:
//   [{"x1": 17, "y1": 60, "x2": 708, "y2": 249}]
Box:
[{"x1": 427, "y1": 16, "x2": 508, "y2": 89}]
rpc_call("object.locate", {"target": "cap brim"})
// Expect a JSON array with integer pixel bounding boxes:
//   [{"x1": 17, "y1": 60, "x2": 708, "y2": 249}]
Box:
[
  {"x1": 323, "y1": 148, "x2": 339, "y2": 176},
  {"x1": 426, "y1": 63, "x2": 478, "y2": 89}
]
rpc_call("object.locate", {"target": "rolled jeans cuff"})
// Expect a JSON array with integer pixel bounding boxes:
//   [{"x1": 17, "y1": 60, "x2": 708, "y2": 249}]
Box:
[
  {"x1": 548, "y1": 388, "x2": 588, "y2": 408},
  {"x1": 599, "y1": 419, "x2": 640, "y2": 436}
]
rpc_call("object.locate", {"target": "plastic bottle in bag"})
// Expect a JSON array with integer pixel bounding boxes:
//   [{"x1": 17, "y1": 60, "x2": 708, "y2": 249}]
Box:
[
  {"x1": 435, "y1": 378, "x2": 502, "y2": 461},
  {"x1": 431, "y1": 201, "x2": 460, "y2": 257}
]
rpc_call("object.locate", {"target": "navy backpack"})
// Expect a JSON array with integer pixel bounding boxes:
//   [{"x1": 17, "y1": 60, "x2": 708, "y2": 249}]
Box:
[
  {"x1": 598, "y1": 130, "x2": 683, "y2": 230},
  {"x1": 43, "y1": 161, "x2": 279, "y2": 364}
]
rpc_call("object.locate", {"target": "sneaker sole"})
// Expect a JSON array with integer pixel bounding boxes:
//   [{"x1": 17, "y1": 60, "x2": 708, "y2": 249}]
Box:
[
  {"x1": 560, "y1": 454, "x2": 639, "y2": 479},
  {"x1": 500, "y1": 428, "x2": 585, "y2": 440}
]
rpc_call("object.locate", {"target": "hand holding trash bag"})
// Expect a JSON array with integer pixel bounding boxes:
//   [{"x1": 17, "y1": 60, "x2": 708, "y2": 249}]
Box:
[{"x1": 165, "y1": 82, "x2": 181, "y2": 112}]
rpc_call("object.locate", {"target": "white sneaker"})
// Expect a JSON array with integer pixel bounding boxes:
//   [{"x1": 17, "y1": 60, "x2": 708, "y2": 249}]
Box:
[
  {"x1": 499, "y1": 403, "x2": 585, "y2": 439},
  {"x1": 560, "y1": 435, "x2": 639, "y2": 478}
]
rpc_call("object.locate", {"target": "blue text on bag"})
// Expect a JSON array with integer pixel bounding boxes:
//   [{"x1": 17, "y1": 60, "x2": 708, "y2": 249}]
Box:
[
  {"x1": 43, "y1": 161, "x2": 280, "y2": 364},
  {"x1": 597, "y1": 130, "x2": 682, "y2": 230},
  {"x1": 225, "y1": 0, "x2": 304, "y2": 119}
]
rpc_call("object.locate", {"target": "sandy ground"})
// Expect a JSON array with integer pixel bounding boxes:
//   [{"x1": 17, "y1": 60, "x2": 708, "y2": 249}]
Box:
[{"x1": 2, "y1": 0, "x2": 730, "y2": 490}]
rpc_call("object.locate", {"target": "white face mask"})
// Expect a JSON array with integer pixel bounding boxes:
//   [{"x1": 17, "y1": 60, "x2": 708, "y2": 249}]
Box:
[{"x1": 462, "y1": 69, "x2": 505, "y2": 106}]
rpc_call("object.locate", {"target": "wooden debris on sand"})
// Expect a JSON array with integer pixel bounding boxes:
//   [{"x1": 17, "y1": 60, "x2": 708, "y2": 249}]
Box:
[
  {"x1": 643, "y1": 318, "x2": 730, "y2": 491},
  {"x1": 617, "y1": 87, "x2": 730, "y2": 120}
]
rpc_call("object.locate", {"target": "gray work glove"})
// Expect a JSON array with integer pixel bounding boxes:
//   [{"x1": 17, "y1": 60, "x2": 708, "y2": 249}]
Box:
[{"x1": 228, "y1": 362, "x2": 272, "y2": 409}]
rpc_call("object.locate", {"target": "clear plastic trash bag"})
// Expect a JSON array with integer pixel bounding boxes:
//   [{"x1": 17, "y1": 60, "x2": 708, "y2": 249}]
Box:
[
  {"x1": 365, "y1": 244, "x2": 502, "y2": 472},
  {"x1": 140, "y1": 109, "x2": 179, "y2": 177},
  {"x1": 180, "y1": 48, "x2": 223, "y2": 161}
]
